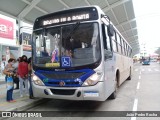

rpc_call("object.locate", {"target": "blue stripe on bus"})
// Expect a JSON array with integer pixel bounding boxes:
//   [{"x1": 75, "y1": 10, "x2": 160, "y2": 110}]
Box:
[{"x1": 34, "y1": 69, "x2": 95, "y2": 87}]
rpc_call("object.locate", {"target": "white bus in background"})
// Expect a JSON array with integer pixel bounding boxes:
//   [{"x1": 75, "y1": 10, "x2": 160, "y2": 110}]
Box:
[{"x1": 31, "y1": 6, "x2": 133, "y2": 101}]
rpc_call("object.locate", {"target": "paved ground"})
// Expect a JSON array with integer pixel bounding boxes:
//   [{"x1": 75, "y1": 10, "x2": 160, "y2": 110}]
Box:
[
  {"x1": 1, "y1": 62, "x2": 160, "y2": 120},
  {"x1": 27, "y1": 62, "x2": 160, "y2": 120}
]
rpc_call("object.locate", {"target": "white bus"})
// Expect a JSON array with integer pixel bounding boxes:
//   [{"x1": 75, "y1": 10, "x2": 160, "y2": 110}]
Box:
[{"x1": 31, "y1": 6, "x2": 133, "y2": 101}]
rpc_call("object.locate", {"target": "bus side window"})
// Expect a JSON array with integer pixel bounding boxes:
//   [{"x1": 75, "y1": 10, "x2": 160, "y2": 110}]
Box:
[
  {"x1": 120, "y1": 37, "x2": 124, "y2": 55},
  {"x1": 102, "y1": 24, "x2": 112, "y2": 51},
  {"x1": 102, "y1": 24, "x2": 107, "y2": 50},
  {"x1": 116, "y1": 33, "x2": 121, "y2": 54},
  {"x1": 110, "y1": 30, "x2": 117, "y2": 52},
  {"x1": 105, "y1": 26, "x2": 112, "y2": 51},
  {"x1": 102, "y1": 24, "x2": 113, "y2": 59}
]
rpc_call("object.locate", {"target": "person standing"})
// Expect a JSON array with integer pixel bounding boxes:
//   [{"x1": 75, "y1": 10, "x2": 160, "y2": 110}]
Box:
[
  {"x1": 12, "y1": 58, "x2": 21, "y2": 89},
  {"x1": 3, "y1": 58, "x2": 16, "y2": 102},
  {"x1": 18, "y1": 55, "x2": 29, "y2": 97},
  {"x1": 28, "y1": 57, "x2": 34, "y2": 99}
]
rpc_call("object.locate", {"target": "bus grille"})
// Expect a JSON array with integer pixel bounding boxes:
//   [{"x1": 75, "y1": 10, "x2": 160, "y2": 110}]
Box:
[
  {"x1": 48, "y1": 81, "x2": 80, "y2": 85},
  {"x1": 42, "y1": 72, "x2": 85, "y2": 80},
  {"x1": 50, "y1": 89, "x2": 76, "y2": 95}
]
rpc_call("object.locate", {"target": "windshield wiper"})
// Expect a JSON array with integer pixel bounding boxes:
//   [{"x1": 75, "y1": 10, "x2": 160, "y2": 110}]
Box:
[
  {"x1": 64, "y1": 22, "x2": 80, "y2": 40},
  {"x1": 62, "y1": 22, "x2": 81, "y2": 51}
]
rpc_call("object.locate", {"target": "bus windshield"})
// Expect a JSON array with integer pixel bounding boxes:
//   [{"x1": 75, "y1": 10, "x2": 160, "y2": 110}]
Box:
[{"x1": 32, "y1": 22, "x2": 101, "y2": 69}]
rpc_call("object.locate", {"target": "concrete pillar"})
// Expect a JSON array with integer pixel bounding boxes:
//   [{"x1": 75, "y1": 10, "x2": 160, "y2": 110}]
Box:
[
  {"x1": 18, "y1": 19, "x2": 23, "y2": 57},
  {"x1": 0, "y1": 45, "x2": 2, "y2": 76}
]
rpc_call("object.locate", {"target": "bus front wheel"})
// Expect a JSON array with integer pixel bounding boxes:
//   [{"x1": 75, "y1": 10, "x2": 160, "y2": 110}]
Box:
[{"x1": 108, "y1": 77, "x2": 118, "y2": 99}]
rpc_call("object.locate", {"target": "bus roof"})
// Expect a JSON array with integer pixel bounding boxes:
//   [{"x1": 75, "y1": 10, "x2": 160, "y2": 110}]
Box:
[{"x1": 33, "y1": 5, "x2": 131, "y2": 49}]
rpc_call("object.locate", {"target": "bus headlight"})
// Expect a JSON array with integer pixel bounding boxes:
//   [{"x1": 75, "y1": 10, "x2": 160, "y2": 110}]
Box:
[
  {"x1": 32, "y1": 74, "x2": 44, "y2": 86},
  {"x1": 82, "y1": 72, "x2": 102, "y2": 86}
]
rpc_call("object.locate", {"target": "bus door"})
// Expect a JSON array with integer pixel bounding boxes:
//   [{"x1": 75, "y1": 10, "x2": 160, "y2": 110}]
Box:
[{"x1": 102, "y1": 24, "x2": 115, "y2": 96}]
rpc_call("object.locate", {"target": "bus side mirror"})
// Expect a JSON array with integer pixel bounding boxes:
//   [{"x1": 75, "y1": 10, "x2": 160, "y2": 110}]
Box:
[
  {"x1": 107, "y1": 24, "x2": 114, "y2": 37},
  {"x1": 104, "y1": 49, "x2": 113, "y2": 60}
]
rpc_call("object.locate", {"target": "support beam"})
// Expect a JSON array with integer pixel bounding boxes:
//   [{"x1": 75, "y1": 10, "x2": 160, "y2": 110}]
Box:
[
  {"x1": 59, "y1": 0, "x2": 70, "y2": 9},
  {"x1": 131, "y1": 45, "x2": 140, "y2": 48},
  {"x1": 103, "y1": 0, "x2": 130, "y2": 12},
  {"x1": 128, "y1": 42, "x2": 139, "y2": 46},
  {"x1": 130, "y1": 41, "x2": 139, "y2": 44},
  {"x1": 21, "y1": 0, "x2": 48, "y2": 14},
  {"x1": 130, "y1": 43, "x2": 140, "y2": 46},
  {"x1": 132, "y1": 49, "x2": 140, "y2": 52},
  {"x1": 104, "y1": 0, "x2": 128, "y2": 37},
  {"x1": 132, "y1": 45, "x2": 140, "y2": 48},
  {"x1": 0, "y1": 10, "x2": 17, "y2": 20},
  {"x1": 104, "y1": 0, "x2": 119, "y2": 24},
  {"x1": 128, "y1": 38, "x2": 138, "y2": 41},
  {"x1": 85, "y1": 0, "x2": 91, "y2": 6},
  {"x1": 132, "y1": 48, "x2": 140, "y2": 50},
  {"x1": 132, "y1": 48, "x2": 140, "y2": 51},
  {"x1": 0, "y1": 10, "x2": 33, "y2": 25},
  {"x1": 129, "y1": 41, "x2": 139, "y2": 44},
  {"x1": 126, "y1": 35, "x2": 138, "y2": 39},
  {"x1": 121, "y1": 27, "x2": 137, "y2": 34},
  {"x1": 123, "y1": 2, "x2": 133, "y2": 37},
  {"x1": 18, "y1": 20, "x2": 23, "y2": 56},
  {"x1": 18, "y1": 0, "x2": 42, "y2": 19},
  {"x1": 116, "y1": 19, "x2": 136, "y2": 28}
]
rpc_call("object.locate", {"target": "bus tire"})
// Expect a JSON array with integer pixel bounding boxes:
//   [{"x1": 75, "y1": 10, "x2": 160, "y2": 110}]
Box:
[
  {"x1": 108, "y1": 77, "x2": 118, "y2": 99},
  {"x1": 127, "y1": 68, "x2": 131, "y2": 80}
]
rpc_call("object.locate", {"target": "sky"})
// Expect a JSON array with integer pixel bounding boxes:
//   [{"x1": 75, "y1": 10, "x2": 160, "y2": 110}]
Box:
[{"x1": 133, "y1": 0, "x2": 160, "y2": 55}]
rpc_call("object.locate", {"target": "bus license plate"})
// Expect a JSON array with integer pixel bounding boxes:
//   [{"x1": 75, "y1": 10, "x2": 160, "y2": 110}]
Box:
[{"x1": 84, "y1": 91, "x2": 99, "y2": 97}]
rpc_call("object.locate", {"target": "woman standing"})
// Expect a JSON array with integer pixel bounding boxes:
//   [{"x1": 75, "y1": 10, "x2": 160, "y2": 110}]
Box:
[
  {"x1": 3, "y1": 58, "x2": 16, "y2": 102},
  {"x1": 18, "y1": 55, "x2": 29, "y2": 97}
]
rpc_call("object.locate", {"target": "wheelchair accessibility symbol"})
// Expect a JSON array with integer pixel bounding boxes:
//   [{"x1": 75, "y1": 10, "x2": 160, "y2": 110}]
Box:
[{"x1": 62, "y1": 57, "x2": 71, "y2": 67}]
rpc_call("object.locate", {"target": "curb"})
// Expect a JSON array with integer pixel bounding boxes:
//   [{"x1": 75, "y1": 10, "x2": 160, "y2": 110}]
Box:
[
  {"x1": 0, "y1": 99, "x2": 48, "y2": 120},
  {"x1": 6, "y1": 98, "x2": 47, "y2": 111}
]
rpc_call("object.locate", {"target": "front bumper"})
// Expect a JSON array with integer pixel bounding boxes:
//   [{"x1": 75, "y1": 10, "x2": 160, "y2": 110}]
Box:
[{"x1": 32, "y1": 81, "x2": 106, "y2": 101}]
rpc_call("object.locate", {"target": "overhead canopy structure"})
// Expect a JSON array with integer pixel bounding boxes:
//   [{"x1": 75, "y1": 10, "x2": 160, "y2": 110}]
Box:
[{"x1": 0, "y1": 0, "x2": 140, "y2": 55}]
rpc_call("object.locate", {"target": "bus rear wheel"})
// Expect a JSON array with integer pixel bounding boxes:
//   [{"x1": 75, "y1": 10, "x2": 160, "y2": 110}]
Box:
[{"x1": 127, "y1": 68, "x2": 131, "y2": 80}]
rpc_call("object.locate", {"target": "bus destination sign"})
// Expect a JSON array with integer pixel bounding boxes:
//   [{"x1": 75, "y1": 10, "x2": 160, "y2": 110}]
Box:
[
  {"x1": 43, "y1": 13, "x2": 90, "y2": 26},
  {"x1": 33, "y1": 7, "x2": 98, "y2": 29}
]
